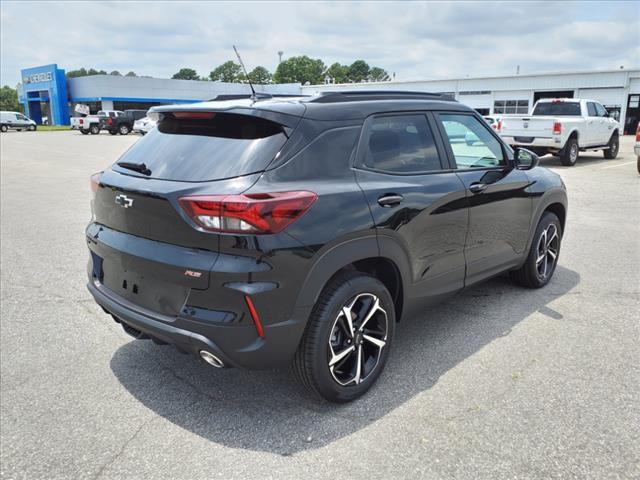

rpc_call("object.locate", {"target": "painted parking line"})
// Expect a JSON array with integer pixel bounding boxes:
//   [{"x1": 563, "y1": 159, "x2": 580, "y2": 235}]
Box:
[{"x1": 600, "y1": 161, "x2": 637, "y2": 169}]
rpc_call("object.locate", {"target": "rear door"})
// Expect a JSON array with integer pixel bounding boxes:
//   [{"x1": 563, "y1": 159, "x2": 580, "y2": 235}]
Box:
[
  {"x1": 354, "y1": 112, "x2": 469, "y2": 300},
  {"x1": 586, "y1": 101, "x2": 600, "y2": 145},
  {"x1": 434, "y1": 112, "x2": 532, "y2": 285}
]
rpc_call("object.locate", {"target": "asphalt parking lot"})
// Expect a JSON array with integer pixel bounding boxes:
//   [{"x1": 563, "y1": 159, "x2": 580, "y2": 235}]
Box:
[{"x1": 1, "y1": 130, "x2": 638, "y2": 479}]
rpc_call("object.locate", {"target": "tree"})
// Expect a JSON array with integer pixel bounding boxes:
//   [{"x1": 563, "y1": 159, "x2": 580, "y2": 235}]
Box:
[
  {"x1": 87, "y1": 68, "x2": 107, "y2": 76},
  {"x1": 66, "y1": 68, "x2": 88, "y2": 78},
  {"x1": 172, "y1": 68, "x2": 199, "y2": 80},
  {"x1": 125, "y1": 71, "x2": 137, "y2": 77},
  {"x1": 110, "y1": 70, "x2": 122, "y2": 76},
  {"x1": 325, "y1": 62, "x2": 348, "y2": 83},
  {"x1": 273, "y1": 56, "x2": 326, "y2": 85},
  {"x1": 368, "y1": 67, "x2": 390, "y2": 82},
  {"x1": 0, "y1": 85, "x2": 21, "y2": 112},
  {"x1": 347, "y1": 60, "x2": 370, "y2": 83},
  {"x1": 247, "y1": 66, "x2": 272, "y2": 84},
  {"x1": 209, "y1": 61, "x2": 244, "y2": 83}
]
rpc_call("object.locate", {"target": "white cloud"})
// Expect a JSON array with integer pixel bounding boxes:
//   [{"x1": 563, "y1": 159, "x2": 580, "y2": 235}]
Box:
[{"x1": 1, "y1": 0, "x2": 638, "y2": 86}]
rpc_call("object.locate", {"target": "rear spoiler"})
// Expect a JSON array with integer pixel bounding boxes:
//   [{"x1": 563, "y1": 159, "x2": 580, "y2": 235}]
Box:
[{"x1": 148, "y1": 101, "x2": 305, "y2": 129}]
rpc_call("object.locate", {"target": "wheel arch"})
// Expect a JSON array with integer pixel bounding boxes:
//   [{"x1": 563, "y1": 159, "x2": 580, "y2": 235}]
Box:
[
  {"x1": 525, "y1": 188, "x2": 568, "y2": 256},
  {"x1": 294, "y1": 235, "x2": 410, "y2": 323}
]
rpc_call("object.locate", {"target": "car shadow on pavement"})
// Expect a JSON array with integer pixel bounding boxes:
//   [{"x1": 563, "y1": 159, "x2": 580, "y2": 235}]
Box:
[
  {"x1": 110, "y1": 265, "x2": 579, "y2": 455},
  {"x1": 538, "y1": 153, "x2": 612, "y2": 168}
]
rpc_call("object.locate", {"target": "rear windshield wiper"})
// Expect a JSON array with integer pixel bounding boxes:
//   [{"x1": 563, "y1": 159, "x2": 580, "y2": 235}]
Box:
[{"x1": 117, "y1": 161, "x2": 152, "y2": 176}]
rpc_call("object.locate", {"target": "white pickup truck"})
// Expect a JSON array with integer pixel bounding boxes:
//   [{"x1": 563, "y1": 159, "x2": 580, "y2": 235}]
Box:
[
  {"x1": 500, "y1": 98, "x2": 620, "y2": 166},
  {"x1": 70, "y1": 110, "x2": 124, "y2": 135}
]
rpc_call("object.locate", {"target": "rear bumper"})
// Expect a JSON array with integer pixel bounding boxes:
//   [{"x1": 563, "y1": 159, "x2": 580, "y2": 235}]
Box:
[
  {"x1": 85, "y1": 223, "x2": 309, "y2": 369},
  {"x1": 634, "y1": 144, "x2": 640, "y2": 156},
  {"x1": 88, "y1": 278, "x2": 308, "y2": 369},
  {"x1": 502, "y1": 136, "x2": 563, "y2": 150}
]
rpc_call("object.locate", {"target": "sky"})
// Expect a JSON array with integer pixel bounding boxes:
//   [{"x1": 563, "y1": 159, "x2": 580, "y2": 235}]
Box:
[{"x1": 1, "y1": 0, "x2": 639, "y2": 86}]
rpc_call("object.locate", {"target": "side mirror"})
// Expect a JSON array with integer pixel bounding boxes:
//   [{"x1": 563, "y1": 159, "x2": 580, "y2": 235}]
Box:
[{"x1": 514, "y1": 147, "x2": 539, "y2": 170}]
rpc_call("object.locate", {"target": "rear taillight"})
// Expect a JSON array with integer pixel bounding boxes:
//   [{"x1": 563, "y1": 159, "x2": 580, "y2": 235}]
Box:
[
  {"x1": 179, "y1": 191, "x2": 317, "y2": 234},
  {"x1": 496, "y1": 120, "x2": 502, "y2": 133},
  {"x1": 553, "y1": 122, "x2": 562, "y2": 135},
  {"x1": 636, "y1": 124, "x2": 640, "y2": 141},
  {"x1": 90, "y1": 172, "x2": 102, "y2": 193},
  {"x1": 107, "y1": 118, "x2": 112, "y2": 126},
  {"x1": 79, "y1": 118, "x2": 84, "y2": 124}
]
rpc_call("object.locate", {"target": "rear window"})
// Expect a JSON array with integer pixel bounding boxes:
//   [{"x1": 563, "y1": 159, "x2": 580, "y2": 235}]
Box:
[
  {"x1": 533, "y1": 102, "x2": 581, "y2": 116},
  {"x1": 112, "y1": 112, "x2": 288, "y2": 182}
]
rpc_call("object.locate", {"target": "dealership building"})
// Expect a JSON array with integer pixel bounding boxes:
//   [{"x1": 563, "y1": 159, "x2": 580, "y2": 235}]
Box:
[{"x1": 17, "y1": 63, "x2": 640, "y2": 134}]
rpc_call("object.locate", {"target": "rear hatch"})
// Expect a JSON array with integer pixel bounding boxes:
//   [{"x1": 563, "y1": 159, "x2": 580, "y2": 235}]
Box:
[{"x1": 89, "y1": 107, "x2": 298, "y2": 314}]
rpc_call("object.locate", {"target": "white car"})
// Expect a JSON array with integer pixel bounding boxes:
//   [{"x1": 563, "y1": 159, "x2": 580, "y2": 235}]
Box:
[
  {"x1": 0, "y1": 111, "x2": 37, "y2": 132},
  {"x1": 500, "y1": 98, "x2": 620, "y2": 166},
  {"x1": 133, "y1": 116, "x2": 156, "y2": 135},
  {"x1": 634, "y1": 123, "x2": 640, "y2": 174},
  {"x1": 483, "y1": 115, "x2": 503, "y2": 134}
]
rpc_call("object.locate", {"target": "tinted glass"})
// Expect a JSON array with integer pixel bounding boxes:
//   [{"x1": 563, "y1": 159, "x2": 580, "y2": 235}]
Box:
[
  {"x1": 113, "y1": 112, "x2": 287, "y2": 182},
  {"x1": 587, "y1": 102, "x2": 597, "y2": 116},
  {"x1": 439, "y1": 114, "x2": 505, "y2": 168},
  {"x1": 362, "y1": 115, "x2": 442, "y2": 173},
  {"x1": 533, "y1": 102, "x2": 581, "y2": 116}
]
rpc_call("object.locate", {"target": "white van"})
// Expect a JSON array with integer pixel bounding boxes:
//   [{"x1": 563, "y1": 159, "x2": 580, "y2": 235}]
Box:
[{"x1": 0, "y1": 111, "x2": 37, "y2": 132}]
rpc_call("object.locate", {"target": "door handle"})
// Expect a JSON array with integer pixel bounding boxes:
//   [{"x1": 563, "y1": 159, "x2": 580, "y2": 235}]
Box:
[
  {"x1": 377, "y1": 194, "x2": 404, "y2": 207},
  {"x1": 469, "y1": 183, "x2": 488, "y2": 194}
]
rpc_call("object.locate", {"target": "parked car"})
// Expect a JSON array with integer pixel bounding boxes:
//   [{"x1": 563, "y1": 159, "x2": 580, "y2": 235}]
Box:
[
  {"x1": 0, "y1": 111, "x2": 37, "y2": 132},
  {"x1": 133, "y1": 116, "x2": 156, "y2": 135},
  {"x1": 483, "y1": 115, "x2": 502, "y2": 134},
  {"x1": 101, "y1": 109, "x2": 147, "y2": 135},
  {"x1": 500, "y1": 98, "x2": 620, "y2": 166},
  {"x1": 86, "y1": 91, "x2": 568, "y2": 402},
  {"x1": 71, "y1": 110, "x2": 124, "y2": 135},
  {"x1": 635, "y1": 123, "x2": 640, "y2": 174}
]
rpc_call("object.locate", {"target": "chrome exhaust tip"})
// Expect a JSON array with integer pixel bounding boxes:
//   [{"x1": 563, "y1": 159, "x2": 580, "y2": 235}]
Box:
[{"x1": 199, "y1": 350, "x2": 224, "y2": 368}]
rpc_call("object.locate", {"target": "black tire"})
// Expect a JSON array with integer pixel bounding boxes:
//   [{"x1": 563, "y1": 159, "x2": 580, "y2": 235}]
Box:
[
  {"x1": 292, "y1": 271, "x2": 395, "y2": 403},
  {"x1": 80, "y1": 129, "x2": 90, "y2": 135},
  {"x1": 510, "y1": 212, "x2": 562, "y2": 288},
  {"x1": 119, "y1": 125, "x2": 130, "y2": 135},
  {"x1": 89, "y1": 125, "x2": 100, "y2": 135},
  {"x1": 559, "y1": 137, "x2": 579, "y2": 166},
  {"x1": 109, "y1": 129, "x2": 118, "y2": 136},
  {"x1": 0, "y1": 125, "x2": 7, "y2": 132},
  {"x1": 637, "y1": 156, "x2": 640, "y2": 175},
  {"x1": 603, "y1": 133, "x2": 619, "y2": 159}
]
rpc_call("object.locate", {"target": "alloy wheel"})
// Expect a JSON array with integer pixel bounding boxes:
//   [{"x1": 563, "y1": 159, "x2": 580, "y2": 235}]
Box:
[
  {"x1": 328, "y1": 293, "x2": 388, "y2": 386},
  {"x1": 570, "y1": 143, "x2": 578, "y2": 163},
  {"x1": 536, "y1": 224, "x2": 559, "y2": 280}
]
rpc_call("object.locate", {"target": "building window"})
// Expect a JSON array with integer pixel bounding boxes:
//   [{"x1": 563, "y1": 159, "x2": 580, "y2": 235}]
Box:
[
  {"x1": 459, "y1": 90, "x2": 491, "y2": 95},
  {"x1": 494, "y1": 99, "x2": 529, "y2": 114}
]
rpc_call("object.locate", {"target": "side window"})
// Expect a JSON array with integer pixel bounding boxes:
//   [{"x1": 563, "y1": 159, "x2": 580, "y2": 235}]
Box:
[
  {"x1": 595, "y1": 103, "x2": 607, "y2": 117},
  {"x1": 587, "y1": 102, "x2": 598, "y2": 117},
  {"x1": 438, "y1": 114, "x2": 505, "y2": 169},
  {"x1": 362, "y1": 114, "x2": 442, "y2": 174},
  {"x1": 16, "y1": 114, "x2": 28, "y2": 121}
]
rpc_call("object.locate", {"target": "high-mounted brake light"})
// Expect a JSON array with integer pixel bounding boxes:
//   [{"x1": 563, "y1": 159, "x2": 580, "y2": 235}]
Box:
[
  {"x1": 179, "y1": 191, "x2": 317, "y2": 234},
  {"x1": 172, "y1": 111, "x2": 216, "y2": 120},
  {"x1": 551, "y1": 99, "x2": 564, "y2": 104},
  {"x1": 553, "y1": 122, "x2": 562, "y2": 135},
  {"x1": 90, "y1": 172, "x2": 103, "y2": 193}
]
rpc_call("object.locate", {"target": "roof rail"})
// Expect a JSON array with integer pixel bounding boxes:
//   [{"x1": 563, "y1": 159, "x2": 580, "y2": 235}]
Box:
[{"x1": 308, "y1": 90, "x2": 456, "y2": 103}]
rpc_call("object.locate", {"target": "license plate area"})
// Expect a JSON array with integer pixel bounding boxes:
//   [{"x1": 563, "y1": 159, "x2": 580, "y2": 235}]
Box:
[
  {"x1": 101, "y1": 260, "x2": 189, "y2": 317},
  {"x1": 514, "y1": 136, "x2": 535, "y2": 143}
]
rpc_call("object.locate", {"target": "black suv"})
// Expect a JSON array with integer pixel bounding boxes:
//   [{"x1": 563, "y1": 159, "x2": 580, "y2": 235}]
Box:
[
  {"x1": 101, "y1": 109, "x2": 147, "y2": 135},
  {"x1": 86, "y1": 91, "x2": 567, "y2": 402}
]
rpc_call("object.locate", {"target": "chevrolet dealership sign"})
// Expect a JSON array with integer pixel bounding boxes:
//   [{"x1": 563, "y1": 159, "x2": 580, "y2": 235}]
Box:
[{"x1": 23, "y1": 72, "x2": 53, "y2": 84}]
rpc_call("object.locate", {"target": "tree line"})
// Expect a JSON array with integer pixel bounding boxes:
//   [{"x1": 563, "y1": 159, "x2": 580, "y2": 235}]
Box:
[
  {"x1": 172, "y1": 56, "x2": 391, "y2": 85},
  {"x1": 66, "y1": 68, "x2": 138, "y2": 78}
]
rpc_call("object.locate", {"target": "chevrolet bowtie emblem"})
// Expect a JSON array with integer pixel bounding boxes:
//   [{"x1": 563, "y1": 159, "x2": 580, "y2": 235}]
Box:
[{"x1": 115, "y1": 194, "x2": 133, "y2": 208}]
